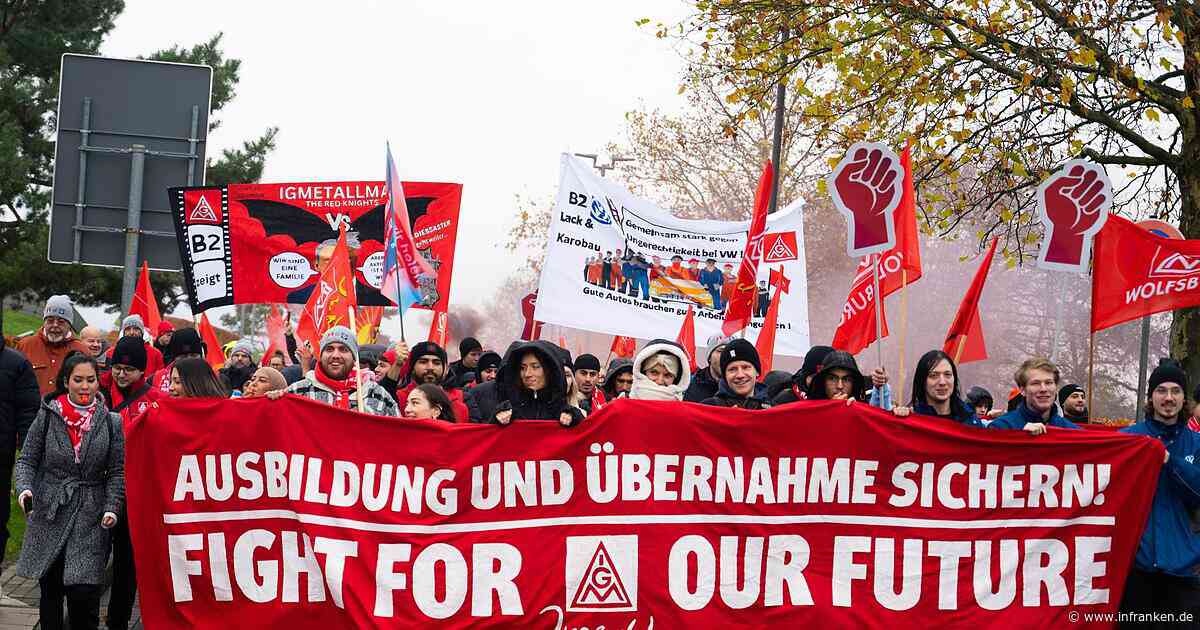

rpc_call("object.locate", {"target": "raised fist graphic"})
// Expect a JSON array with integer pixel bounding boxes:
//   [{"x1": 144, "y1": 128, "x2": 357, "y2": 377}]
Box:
[
  {"x1": 1036, "y1": 160, "x2": 1111, "y2": 272},
  {"x1": 828, "y1": 142, "x2": 905, "y2": 256}
]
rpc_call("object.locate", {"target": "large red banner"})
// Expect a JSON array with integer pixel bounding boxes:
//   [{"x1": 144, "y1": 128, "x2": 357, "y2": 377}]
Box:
[
  {"x1": 1092, "y1": 213, "x2": 1200, "y2": 332},
  {"x1": 168, "y1": 182, "x2": 462, "y2": 313},
  {"x1": 128, "y1": 398, "x2": 1160, "y2": 628}
]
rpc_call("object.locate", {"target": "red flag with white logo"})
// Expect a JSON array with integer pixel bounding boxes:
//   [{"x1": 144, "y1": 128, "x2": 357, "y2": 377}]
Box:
[
  {"x1": 294, "y1": 227, "x2": 358, "y2": 353},
  {"x1": 610, "y1": 335, "x2": 637, "y2": 359},
  {"x1": 1092, "y1": 214, "x2": 1200, "y2": 332},
  {"x1": 831, "y1": 256, "x2": 890, "y2": 355},
  {"x1": 721, "y1": 161, "x2": 773, "y2": 336}
]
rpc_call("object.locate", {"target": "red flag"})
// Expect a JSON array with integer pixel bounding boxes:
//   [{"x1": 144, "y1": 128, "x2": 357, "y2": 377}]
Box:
[
  {"x1": 265, "y1": 305, "x2": 292, "y2": 366},
  {"x1": 129, "y1": 261, "x2": 161, "y2": 334},
  {"x1": 559, "y1": 334, "x2": 569, "y2": 351},
  {"x1": 755, "y1": 267, "x2": 790, "y2": 379},
  {"x1": 610, "y1": 335, "x2": 637, "y2": 359},
  {"x1": 590, "y1": 387, "x2": 607, "y2": 413},
  {"x1": 1092, "y1": 214, "x2": 1200, "y2": 332},
  {"x1": 722, "y1": 161, "x2": 774, "y2": 336},
  {"x1": 675, "y1": 305, "x2": 697, "y2": 372},
  {"x1": 428, "y1": 307, "x2": 449, "y2": 347},
  {"x1": 197, "y1": 314, "x2": 225, "y2": 370},
  {"x1": 520, "y1": 292, "x2": 542, "y2": 341},
  {"x1": 943, "y1": 238, "x2": 998, "y2": 364},
  {"x1": 295, "y1": 228, "x2": 358, "y2": 353},
  {"x1": 260, "y1": 339, "x2": 279, "y2": 367},
  {"x1": 880, "y1": 142, "x2": 923, "y2": 294},
  {"x1": 831, "y1": 255, "x2": 890, "y2": 355}
]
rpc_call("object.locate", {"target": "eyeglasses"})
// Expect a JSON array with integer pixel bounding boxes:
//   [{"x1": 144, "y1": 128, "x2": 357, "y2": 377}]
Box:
[{"x1": 110, "y1": 366, "x2": 142, "y2": 374}]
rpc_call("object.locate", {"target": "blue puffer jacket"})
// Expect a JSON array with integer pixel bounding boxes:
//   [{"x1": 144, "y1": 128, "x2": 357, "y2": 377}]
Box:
[
  {"x1": 987, "y1": 402, "x2": 1080, "y2": 431},
  {"x1": 913, "y1": 399, "x2": 984, "y2": 428},
  {"x1": 1121, "y1": 418, "x2": 1200, "y2": 576}
]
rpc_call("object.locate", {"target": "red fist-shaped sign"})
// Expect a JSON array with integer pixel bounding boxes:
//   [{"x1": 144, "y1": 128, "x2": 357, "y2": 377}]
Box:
[
  {"x1": 1036, "y1": 160, "x2": 1111, "y2": 272},
  {"x1": 828, "y1": 142, "x2": 905, "y2": 257}
]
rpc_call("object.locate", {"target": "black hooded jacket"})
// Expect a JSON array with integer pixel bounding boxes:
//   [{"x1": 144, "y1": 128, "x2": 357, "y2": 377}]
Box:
[
  {"x1": 493, "y1": 341, "x2": 584, "y2": 425},
  {"x1": 807, "y1": 351, "x2": 866, "y2": 401},
  {"x1": 0, "y1": 336, "x2": 39, "y2": 450}
]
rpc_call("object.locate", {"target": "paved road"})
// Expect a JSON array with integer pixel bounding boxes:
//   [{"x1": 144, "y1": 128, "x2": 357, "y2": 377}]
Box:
[{"x1": 0, "y1": 563, "x2": 141, "y2": 629}]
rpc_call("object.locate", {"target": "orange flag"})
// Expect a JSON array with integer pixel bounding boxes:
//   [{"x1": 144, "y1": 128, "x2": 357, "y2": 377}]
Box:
[
  {"x1": 295, "y1": 227, "x2": 358, "y2": 353},
  {"x1": 610, "y1": 335, "x2": 637, "y2": 359},
  {"x1": 943, "y1": 238, "x2": 998, "y2": 365},
  {"x1": 755, "y1": 267, "x2": 790, "y2": 379},
  {"x1": 357, "y1": 306, "x2": 384, "y2": 345},
  {"x1": 675, "y1": 305, "x2": 697, "y2": 372},
  {"x1": 129, "y1": 261, "x2": 161, "y2": 333},
  {"x1": 197, "y1": 314, "x2": 225, "y2": 370}
]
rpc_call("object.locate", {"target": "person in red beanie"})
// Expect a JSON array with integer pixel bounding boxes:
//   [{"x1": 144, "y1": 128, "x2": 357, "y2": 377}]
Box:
[{"x1": 153, "y1": 321, "x2": 175, "y2": 365}]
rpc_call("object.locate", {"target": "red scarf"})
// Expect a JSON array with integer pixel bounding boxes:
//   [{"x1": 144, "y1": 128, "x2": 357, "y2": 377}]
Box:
[
  {"x1": 57, "y1": 394, "x2": 97, "y2": 463},
  {"x1": 314, "y1": 367, "x2": 355, "y2": 410}
]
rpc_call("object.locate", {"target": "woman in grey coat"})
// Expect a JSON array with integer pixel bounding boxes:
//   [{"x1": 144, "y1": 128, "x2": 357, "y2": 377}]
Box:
[{"x1": 15, "y1": 353, "x2": 124, "y2": 630}]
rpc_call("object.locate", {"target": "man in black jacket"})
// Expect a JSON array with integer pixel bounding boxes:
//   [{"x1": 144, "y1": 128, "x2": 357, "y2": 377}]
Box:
[
  {"x1": 467, "y1": 343, "x2": 520, "y2": 422},
  {"x1": 683, "y1": 338, "x2": 727, "y2": 403},
  {"x1": 574, "y1": 353, "x2": 602, "y2": 414},
  {"x1": 701, "y1": 339, "x2": 771, "y2": 409},
  {"x1": 0, "y1": 335, "x2": 39, "y2": 564},
  {"x1": 446, "y1": 337, "x2": 483, "y2": 388}
]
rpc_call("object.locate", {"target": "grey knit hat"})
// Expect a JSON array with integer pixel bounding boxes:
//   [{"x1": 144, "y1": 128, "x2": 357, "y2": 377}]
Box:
[
  {"x1": 44, "y1": 295, "x2": 73, "y2": 323},
  {"x1": 121, "y1": 314, "x2": 145, "y2": 335},
  {"x1": 320, "y1": 326, "x2": 359, "y2": 358},
  {"x1": 230, "y1": 338, "x2": 255, "y2": 358}
]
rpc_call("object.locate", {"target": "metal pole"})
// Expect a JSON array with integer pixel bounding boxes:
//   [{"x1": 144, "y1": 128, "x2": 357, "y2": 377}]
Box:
[
  {"x1": 1050, "y1": 272, "x2": 1064, "y2": 363},
  {"x1": 872, "y1": 254, "x2": 884, "y2": 367},
  {"x1": 73, "y1": 98, "x2": 92, "y2": 263},
  {"x1": 120, "y1": 144, "x2": 147, "y2": 316},
  {"x1": 768, "y1": 26, "x2": 788, "y2": 214},
  {"x1": 1136, "y1": 315, "x2": 1151, "y2": 420}
]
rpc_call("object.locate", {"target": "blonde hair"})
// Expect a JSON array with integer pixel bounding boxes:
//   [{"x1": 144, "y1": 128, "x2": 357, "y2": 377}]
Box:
[
  {"x1": 1014, "y1": 357, "x2": 1060, "y2": 388},
  {"x1": 641, "y1": 352, "x2": 680, "y2": 381}
]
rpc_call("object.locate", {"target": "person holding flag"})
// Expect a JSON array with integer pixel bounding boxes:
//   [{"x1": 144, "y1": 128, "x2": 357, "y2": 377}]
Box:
[{"x1": 278, "y1": 327, "x2": 399, "y2": 416}]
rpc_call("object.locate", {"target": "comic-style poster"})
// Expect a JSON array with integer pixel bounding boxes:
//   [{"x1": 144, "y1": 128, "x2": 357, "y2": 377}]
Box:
[{"x1": 169, "y1": 181, "x2": 462, "y2": 313}]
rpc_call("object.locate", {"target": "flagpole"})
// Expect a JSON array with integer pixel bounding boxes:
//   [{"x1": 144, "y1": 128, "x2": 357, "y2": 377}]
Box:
[
  {"x1": 1087, "y1": 329, "x2": 1095, "y2": 419},
  {"x1": 349, "y1": 303, "x2": 365, "y2": 411},
  {"x1": 953, "y1": 334, "x2": 967, "y2": 365},
  {"x1": 898, "y1": 270, "x2": 909, "y2": 405},
  {"x1": 872, "y1": 254, "x2": 884, "y2": 367}
]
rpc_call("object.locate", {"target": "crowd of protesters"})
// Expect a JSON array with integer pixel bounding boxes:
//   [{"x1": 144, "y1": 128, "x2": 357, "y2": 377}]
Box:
[{"x1": 0, "y1": 293, "x2": 1198, "y2": 626}]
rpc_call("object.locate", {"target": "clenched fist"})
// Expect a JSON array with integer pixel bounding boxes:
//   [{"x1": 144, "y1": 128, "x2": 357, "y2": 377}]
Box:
[
  {"x1": 1037, "y1": 160, "x2": 1111, "y2": 271},
  {"x1": 829, "y1": 142, "x2": 905, "y2": 256}
]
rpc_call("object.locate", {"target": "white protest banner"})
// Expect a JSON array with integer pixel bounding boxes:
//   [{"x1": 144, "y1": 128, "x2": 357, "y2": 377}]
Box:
[{"x1": 535, "y1": 154, "x2": 810, "y2": 356}]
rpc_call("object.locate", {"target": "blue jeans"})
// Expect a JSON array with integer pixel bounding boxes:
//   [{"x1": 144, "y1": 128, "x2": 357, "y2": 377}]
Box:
[{"x1": 631, "y1": 270, "x2": 650, "y2": 300}]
